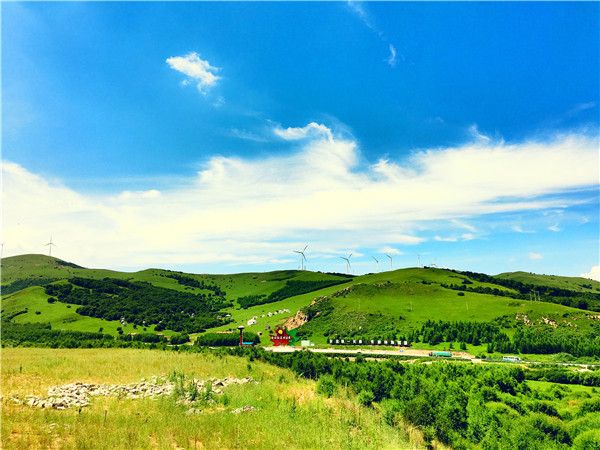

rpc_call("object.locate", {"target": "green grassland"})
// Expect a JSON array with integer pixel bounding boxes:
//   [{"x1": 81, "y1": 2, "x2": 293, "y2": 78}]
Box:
[
  {"x1": 3, "y1": 255, "x2": 599, "y2": 359},
  {"x1": 2, "y1": 348, "x2": 415, "y2": 449},
  {"x1": 1, "y1": 287, "x2": 169, "y2": 336},
  {"x1": 295, "y1": 281, "x2": 594, "y2": 344},
  {"x1": 1, "y1": 254, "x2": 348, "y2": 299},
  {"x1": 496, "y1": 271, "x2": 600, "y2": 293}
]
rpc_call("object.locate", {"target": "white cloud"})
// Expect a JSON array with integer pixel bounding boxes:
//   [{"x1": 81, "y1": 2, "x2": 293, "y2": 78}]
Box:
[
  {"x1": 528, "y1": 252, "x2": 544, "y2": 261},
  {"x1": 468, "y1": 124, "x2": 492, "y2": 143},
  {"x1": 435, "y1": 233, "x2": 475, "y2": 242},
  {"x1": 348, "y1": 1, "x2": 400, "y2": 68},
  {"x1": 548, "y1": 224, "x2": 561, "y2": 232},
  {"x1": 2, "y1": 128, "x2": 598, "y2": 270},
  {"x1": 274, "y1": 122, "x2": 333, "y2": 142},
  {"x1": 387, "y1": 44, "x2": 397, "y2": 67},
  {"x1": 581, "y1": 266, "x2": 600, "y2": 282},
  {"x1": 434, "y1": 236, "x2": 458, "y2": 242},
  {"x1": 379, "y1": 246, "x2": 402, "y2": 255},
  {"x1": 347, "y1": 1, "x2": 382, "y2": 38},
  {"x1": 450, "y1": 219, "x2": 477, "y2": 233},
  {"x1": 166, "y1": 52, "x2": 220, "y2": 92}
]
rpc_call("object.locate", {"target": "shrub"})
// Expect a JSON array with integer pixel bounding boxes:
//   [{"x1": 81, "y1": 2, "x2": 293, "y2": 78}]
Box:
[
  {"x1": 573, "y1": 429, "x2": 600, "y2": 450},
  {"x1": 357, "y1": 389, "x2": 375, "y2": 406},
  {"x1": 316, "y1": 375, "x2": 337, "y2": 398},
  {"x1": 170, "y1": 333, "x2": 190, "y2": 345}
]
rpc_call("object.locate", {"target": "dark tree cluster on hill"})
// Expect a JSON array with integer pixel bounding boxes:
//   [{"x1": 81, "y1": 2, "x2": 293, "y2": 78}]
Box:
[
  {"x1": 119, "y1": 333, "x2": 168, "y2": 343},
  {"x1": 415, "y1": 319, "x2": 600, "y2": 358},
  {"x1": 44, "y1": 277, "x2": 231, "y2": 333},
  {"x1": 1, "y1": 322, "x2": 115, "y2": 348},
  {"x1": 237, "y1": 279, "x2": 350, "y2": 309},
  {"x1": 525, "y1": 366, "x2": 600, "y2": 387},
  {"x1": 418, "y1": 320, "x2": 506, "y2": 347},
  {"x1": 231, "y1": 348, "x2": 599, "y2": 449},
  {"x1": 236, "y1": 294, "x2": 268, "y2": 309},
  {"x1": 509, "y1": 327, "x2": 600, "y2": 358},
  {"x1": 443, "y1": 269, "x2": 600, "y2": 311},
  {"x1": 1, "y1": 277, "x2": 58, "y2": 295},
  {"x1": 195, "y1": 332, "x2": 260, "y2": 346},
  {"x1": 2, "y1": 322, "x2": 193, "y2": 348},
  {"x1": 162, "y1": 272, "x2": 226, "y2": 297}
]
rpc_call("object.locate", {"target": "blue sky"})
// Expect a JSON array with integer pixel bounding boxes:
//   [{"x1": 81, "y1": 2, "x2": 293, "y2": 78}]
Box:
[{"x1": 2, "y1": 2, "x2": 599, "y2": 278}]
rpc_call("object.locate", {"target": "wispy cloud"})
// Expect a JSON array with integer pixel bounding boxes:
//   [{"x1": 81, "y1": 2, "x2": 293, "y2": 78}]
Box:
[
  {"x1": 548, "y1": 224, "x2": 561, "y2": 232},
  {"x1": 274, "y1": 122, "x2": 334, "y2": 142},
  {"x1": 229, "y1": 128, "x2": 270, "y2": 143},
  {"x1": 434, "y1": 236, "x2": 458, "y2": 242},
  {"x1": 379, "y1": 246, "x2": 403, "y2": 255},
  {"x1": 166, "y1": 52, "x2": 220, "y2": 92},
  {"x1": 347, "y1": 1, "x2": 401, "y2": 68},
  {"x1": 347, "y1": 1, "x2": 383, "y2": 38},
  {"x1": 434, "y1": 233, "x2": 476, "y2": 242},
  {"x1": 468, "y1": 124, "x2": 492, "y2": 143},
  {"x1": 528, "y1": 252, "x2": 543, "y2": 261},
  {"x1": 512, "y1": 225, "x2": 534, "y2": 234},
  {"x1": 387, "y1": 44, "x2": 397, "y2": 67},
  {"x1": 566, "y1": 101, "x2": 596, "y2": 118},
  {"x1": 450, "y1": 219, "x2": 477, "y2": 233},
  {"x1": 2, "y1": 128, "x2": 597, "y2": 270}
]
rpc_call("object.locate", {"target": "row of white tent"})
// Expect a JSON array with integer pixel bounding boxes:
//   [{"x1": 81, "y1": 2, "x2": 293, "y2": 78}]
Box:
[{"x1": 328, "y1": 339, "x2": 410, "y2": 346}]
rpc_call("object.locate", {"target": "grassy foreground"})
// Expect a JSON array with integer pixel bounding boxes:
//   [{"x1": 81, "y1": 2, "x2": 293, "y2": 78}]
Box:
[{"x1": 1, "y1": 348, "x2": 418, "y2": 449}]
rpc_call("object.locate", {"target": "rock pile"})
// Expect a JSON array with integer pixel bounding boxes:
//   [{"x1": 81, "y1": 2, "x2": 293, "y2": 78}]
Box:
[
  {"x1": 231, "y1": 405, "x2": 257, "y2": 414},
  {"x1": 14, "y1": 376, "x2": 255, "y2": 410}
]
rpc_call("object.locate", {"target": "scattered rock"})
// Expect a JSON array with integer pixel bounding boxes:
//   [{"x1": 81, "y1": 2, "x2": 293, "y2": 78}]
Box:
[
  {"x1": 15, "y1": 376, "x2": 256, "y2": 410},
  {"x1": 231, "y1": 405, "x2": 257, "y2": 414}
]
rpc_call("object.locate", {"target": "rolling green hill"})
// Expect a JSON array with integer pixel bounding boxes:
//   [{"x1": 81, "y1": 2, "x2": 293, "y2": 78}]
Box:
[
  {"x1": 1, "y1": 254, "x2": 351, "y2": 336},
  {"x1": 496, "y1": 271, "x2": 600, "y2": 292},
  {"x1": 2, "y1": 254, "x2": 599, "y2": 359}
]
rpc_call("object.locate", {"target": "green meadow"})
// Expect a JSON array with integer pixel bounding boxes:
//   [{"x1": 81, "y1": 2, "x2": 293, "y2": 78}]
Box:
[
  {"x1": 1, "y1": 348, "x2": 416, "y2": 449},
  {"x1": 2, "y1": 254, "x2": 599, "y2": 356}
]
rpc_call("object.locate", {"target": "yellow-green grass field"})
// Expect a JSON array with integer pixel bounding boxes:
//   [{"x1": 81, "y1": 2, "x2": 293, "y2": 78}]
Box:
[{"x1": 1, "y1": 348, "x2": 419, "y2": 449}]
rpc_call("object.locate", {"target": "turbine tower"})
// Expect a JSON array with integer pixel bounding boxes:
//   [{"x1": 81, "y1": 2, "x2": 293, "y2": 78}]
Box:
[
  {"x1": 340, "y1": 253, "x2": 352, "y2": 274},
  {"x1": 293, "y1": 245, "x2": 308, "y2": 270},
  {"x1": 45, "y1": 237, "x2": 56, "y2": 257},
  {"x1": 385, "y1": 254, "x2": 393, "y2": 270},
  {"x1": 372, "y1": 256, "x2": 379, "y2": 272}
]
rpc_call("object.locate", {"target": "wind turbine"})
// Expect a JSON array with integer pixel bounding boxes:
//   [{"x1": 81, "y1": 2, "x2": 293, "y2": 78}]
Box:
[
  {"x1": 340, "y1": 253, "x2": 352, "y2": 274},
  {"x1": 417, "y1": 254, "x2": 422, "y2": 268},
  {"x1": 372, "y1": 256, "x2": 379, "y2": 272},
  {"x1": 45, "y1": 237, "x2": 56, "y2": 257},
  {"x1": 385, "y1": 254, "x2": 393, "y2": 270},
  {"x1": 293, "y1": 245, "x2": 308, "y2": 270}
]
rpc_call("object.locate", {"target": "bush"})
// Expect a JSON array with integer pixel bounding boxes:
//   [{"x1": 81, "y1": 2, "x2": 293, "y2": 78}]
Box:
[
  {"x1": 316, "y1": 375, "x2": 337, "y2": 398},
  {"x1": 357, "y1": 389, "x2": 375, "y2": 406},
  {"x1": 170, "y1": 333, "x2": 190, "y2": 345},
  {"x1": 573, "y1": 429, "x2": 600, "y2": 450},
  {"x1": 380, "y1": 399, "x2": 403, "y2": 426}
]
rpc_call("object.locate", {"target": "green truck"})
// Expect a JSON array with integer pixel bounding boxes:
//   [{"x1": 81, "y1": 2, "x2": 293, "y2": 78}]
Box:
[{"x1": 429, "y1": 351, "x2": 452, "y2": 358}]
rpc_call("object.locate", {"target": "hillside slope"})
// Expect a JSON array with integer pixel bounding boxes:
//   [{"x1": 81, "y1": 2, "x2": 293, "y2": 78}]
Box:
[
  {"x1": 3, "y1": 255, "x2": 599, "y2": 359},
  {"x1": 496, "y1": 271, "x2": 600, "y2": 292}
]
